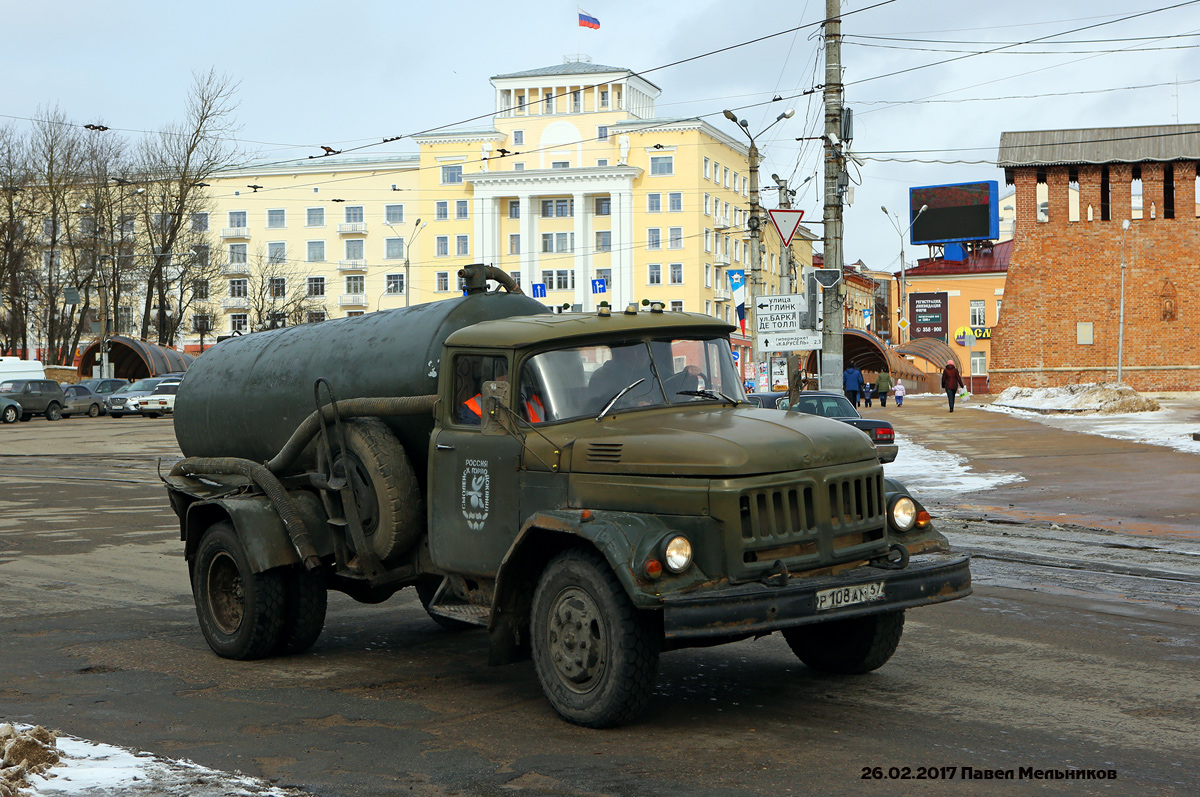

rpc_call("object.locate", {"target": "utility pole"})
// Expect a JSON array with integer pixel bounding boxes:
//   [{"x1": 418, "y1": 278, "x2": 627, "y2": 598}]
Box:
[
  {"x1": 773, "y1": 174, "x2": 795, "y2": 293},
  {"x1": 819, "y1": 0, "x2": 845, "y2": 392}
]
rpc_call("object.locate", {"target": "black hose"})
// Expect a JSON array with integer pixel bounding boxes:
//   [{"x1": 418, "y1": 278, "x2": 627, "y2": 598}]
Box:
[
  {"x1": 266, "y1": 395, "x2": 438, "y2": 475},
  {"x1": 171, "y1": 456, "x2": 322, "y2": 571}
]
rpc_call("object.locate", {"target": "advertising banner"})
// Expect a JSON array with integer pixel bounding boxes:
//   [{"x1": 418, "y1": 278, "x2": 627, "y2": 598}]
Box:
[{"x1": 909, "y1": 292, "x2": 948, "y2": 340}]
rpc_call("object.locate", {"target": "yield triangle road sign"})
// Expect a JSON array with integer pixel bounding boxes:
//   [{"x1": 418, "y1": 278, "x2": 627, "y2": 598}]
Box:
[{"x1": 768, "y1": 209, "x2": 806, "y2": 246}]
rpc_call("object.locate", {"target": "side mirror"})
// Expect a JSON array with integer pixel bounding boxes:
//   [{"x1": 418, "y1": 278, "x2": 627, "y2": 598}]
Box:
[{"x1": 480, "y1": 380, "x2": 512, "y2": 437}]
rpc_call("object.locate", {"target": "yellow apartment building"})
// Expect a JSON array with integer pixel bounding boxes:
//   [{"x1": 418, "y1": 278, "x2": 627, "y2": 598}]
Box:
[{"x1": 194, "y1": 60, "x2": 807, "y2": 369}]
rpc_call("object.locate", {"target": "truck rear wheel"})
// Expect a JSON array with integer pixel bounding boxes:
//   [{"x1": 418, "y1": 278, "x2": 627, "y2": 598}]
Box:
[
  {"x1": 275, "y1": 565, "x2": 328, "y2": 655},
  {"x1": 782, "y1": 610, "x2": 905, "y2": 674},
  {"x1": 331, "y1": 418, "x2": 422, "y2": 564},
  {"x1": 192, "y1": 522, "x2": 285, "y2": 660},
  {"x1": 531, "y1": 549, "x2": 658, "y2": 728}
]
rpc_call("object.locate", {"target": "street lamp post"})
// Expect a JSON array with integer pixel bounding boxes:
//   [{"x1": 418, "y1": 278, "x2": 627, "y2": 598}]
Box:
[
  {"x1": 385, "y1": 218, "x2": 426, "y2": 309},
  {"x1": 1117, "y1": 218, "x2": 1131, "y2": 384},
  {"x1": 722, "y1": 107, "x2": 794, "y2": 388},
  {"x1": 881, "y1": 203, "x2": 927, "y2": 345}
]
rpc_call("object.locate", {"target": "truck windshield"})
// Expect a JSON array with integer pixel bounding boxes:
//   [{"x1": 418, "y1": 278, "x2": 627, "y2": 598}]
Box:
[{"x1": 519, "y1": 337, "x2": 744, "y2": 423}]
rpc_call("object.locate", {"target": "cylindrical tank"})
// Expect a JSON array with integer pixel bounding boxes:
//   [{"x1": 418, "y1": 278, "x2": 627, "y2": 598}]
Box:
[{"x1": 175, "y1": 291, "x2": 548, "y2": 474}]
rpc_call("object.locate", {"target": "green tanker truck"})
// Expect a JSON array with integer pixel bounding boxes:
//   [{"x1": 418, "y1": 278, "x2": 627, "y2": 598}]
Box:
[{"x1": 165, "y1": 264, "x2": 970, "y2": 728}]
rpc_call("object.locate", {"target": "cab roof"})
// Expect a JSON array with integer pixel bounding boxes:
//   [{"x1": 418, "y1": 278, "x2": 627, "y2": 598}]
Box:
[{"x1": 445, "y1": 310, "x2": 736, "y2": 349}]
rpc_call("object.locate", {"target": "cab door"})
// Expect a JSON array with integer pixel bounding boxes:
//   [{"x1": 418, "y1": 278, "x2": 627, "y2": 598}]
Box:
[{"x1": 428, "y1": 353, "x2": 525, "y2": 577}]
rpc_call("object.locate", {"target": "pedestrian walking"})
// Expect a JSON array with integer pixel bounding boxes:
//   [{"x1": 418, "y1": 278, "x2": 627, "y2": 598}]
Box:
[
  {"x1": 875, "y1": 370, "x2": 893, "y2": 407},
  {"x1": 892, "y1": 379, "x2": 906, "y2": 407},
  {"x1": 842, "y1": 365, "x2": 863, "y2": 407},
  {"x1": 941, "y1": 359, "x2": 966, "y2": 412},
  {"x1": 861, "y1": 371, "x2": 873, "y2": 408}
]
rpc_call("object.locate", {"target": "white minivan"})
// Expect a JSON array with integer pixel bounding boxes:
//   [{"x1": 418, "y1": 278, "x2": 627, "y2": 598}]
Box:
[{"x1": 0, "y1": 357, "x2": 46, "y2": 382}]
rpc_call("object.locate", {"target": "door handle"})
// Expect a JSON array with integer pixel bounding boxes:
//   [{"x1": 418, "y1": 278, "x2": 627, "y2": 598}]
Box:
[{"x1": 435, "y1": 443, "x2": 455, "y2": 450}]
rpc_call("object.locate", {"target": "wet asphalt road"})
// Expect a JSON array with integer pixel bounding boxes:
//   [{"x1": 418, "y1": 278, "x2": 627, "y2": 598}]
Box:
[{"x1": 1, "y1": 409, "x2": 1198, "y2": 796}]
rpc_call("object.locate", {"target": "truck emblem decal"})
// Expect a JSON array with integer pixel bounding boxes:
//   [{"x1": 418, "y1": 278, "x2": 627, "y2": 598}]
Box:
[{"x1": 462, "y1": 459, "x2": 490, "y2": 530}]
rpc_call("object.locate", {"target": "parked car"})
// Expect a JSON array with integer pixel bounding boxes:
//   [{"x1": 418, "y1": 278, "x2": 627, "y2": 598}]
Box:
[
  {"x1": 0, "y1": 395, "x2": 22, "y2": 424},
  {"x1": 749, "y1": 390, "x2": 898, "y2": 464},
  {"x1": 61, "y1": 384, "x2": 106, "y2": 418},
  {"x1": 105, "y1": 376, "x2": 182, "y2": 418},
  {"x1": 0, "y1": 379, "x2": 67, "y2": 421},
  {"x1": 131, "y1": 383, "x2": 178, "y2": 418},
  {"x1": 76, "y1": 378, "x2": 128, "y2": 396}
]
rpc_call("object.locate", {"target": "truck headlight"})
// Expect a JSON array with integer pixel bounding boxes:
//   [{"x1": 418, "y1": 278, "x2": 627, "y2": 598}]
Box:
[
  {"x1": 888, "y1": 495, "x2": 918, "y2": 532},
  {"x1": 664, "y1": 536, "x2": 692, "y2": 573}
]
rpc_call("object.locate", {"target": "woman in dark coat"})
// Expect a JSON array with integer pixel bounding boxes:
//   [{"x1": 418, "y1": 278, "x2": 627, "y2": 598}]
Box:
[{"x1": 941, "y1": 359, "x2": 966, "y2": 412}]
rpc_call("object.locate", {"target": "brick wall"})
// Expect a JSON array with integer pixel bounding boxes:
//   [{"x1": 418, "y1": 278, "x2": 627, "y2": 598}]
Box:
[{"x1": 991, "y1": 162, "x2": 1200, "y2": 392}]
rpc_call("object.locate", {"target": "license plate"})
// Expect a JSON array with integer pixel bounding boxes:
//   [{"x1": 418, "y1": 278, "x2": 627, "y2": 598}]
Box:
[{"x1": 815, "y1": 581, "x2": 885, "y2": 611}]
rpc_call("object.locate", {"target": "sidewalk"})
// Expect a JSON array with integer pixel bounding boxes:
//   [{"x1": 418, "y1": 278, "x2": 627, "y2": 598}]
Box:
[{"x1": 866, "y1": 393, "x2": 1200, "y2": 540}]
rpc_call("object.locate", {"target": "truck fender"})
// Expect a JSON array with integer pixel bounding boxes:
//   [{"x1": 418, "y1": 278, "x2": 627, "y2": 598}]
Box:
[
  {"x1": 487, "y1": 509, "x2": 698, "y2": 665},
  {"x1": 183, "y1": 492, "x2": 334, "y2": 573}
]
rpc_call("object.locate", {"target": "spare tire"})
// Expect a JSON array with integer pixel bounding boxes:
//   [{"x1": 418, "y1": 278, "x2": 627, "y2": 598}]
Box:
[{"x1": 330, "y1": 418, "x2": 422, "y2": 564}]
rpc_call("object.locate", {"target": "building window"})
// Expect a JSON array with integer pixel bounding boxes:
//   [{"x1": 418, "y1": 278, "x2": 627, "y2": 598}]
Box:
[
  {"x1": 509, "y1": 271, "x2": 521, "y2": 287},
  {"x1": 307, "y1": 311, "x2": 326, "y2": 324},
  {"x1": 344, "y1": 206, "x2": 364, "y2": 223},
  {"x1": 556, "y1": 232, "x2": 572, "y2": 253},
  {"x1": 597, "y1": 159, "x2": 608, "y2": 167},
  {"x1": 723, "y1": 166, "x2": 730, "y2": 187},
  {"x1": 456, "y1": 234, "x2": 469, "y2": 256},
  {"x1": 228, "y1": 278, "x2": 248, "y2": 298},
  {"x1": 307, "y1": 207, "x2": 324, "y2": 227},
  {"x1": 307, "y1": 276, "x2": 325, "y2": 297},
  {"x1": 596, "y1": 231, "x2": 611, "y2": 252},
  {"x1": 541, "y1": 200, "x2": 553, "y2": 218},
  {"x1": 386, "y1": 274, "x2": 405, "y2": 294},
  {"x1": 600, "y1": 89, "x2": 609, "y2": 108},
  {"x1": 669, "y1": 263, "x2": 683, "y2": 285},
  {"x1": 596, "y1": 268, "x2": 611, "y2": 290},
  {"x1": 541, "y1": 269, "x2": 554, "y2": 288},
  {"x1": 229, "y1": 210, "x2": 247, "y2": 228},
  {"x1": 668, "y1": 227, "x2": 683, "y2": 249},
  {"x1": 268, "y1": 242, "x2": 286, "y2": 265},
  {"x1": 650, "y1": 156, "x2": 673, "y2": 176},
  {"x1": 436, "y1": 272, "x2": 450, "y2": 291},
  {"x1": 648, "y1": 264, "x2": 662, "y2": 285},
  {"x1": 670, "y1": 300, "x2": 683, "y2": 312},
  {"x1": 556, "y1": 199, "x2": 573, "y2": 217},
  {"x1": 385, "y1": 238, "x2": 405, "y2": 259},
  {"x1": 192, "y1": 313, "x2": 212, "y2": 332},
  {"x1": 456, "y1": 200, "x2": 468, "y2": 220},
  {"x1": 647, "y1": 193, "x2": 662, "y2": 213},
  {"x1": 970, "y1": 351, "x2": 986, "y2": 376},
  {"x1": 712, "y1": 162, "x2": 720, "y2": 183},
  {"x1": 385, "y1": 204, "x2": 404, "y2": 224},
  {"x1": 595, "y1": 197, "x2": 611, "y2": 216},
  {"x1": 970, "y1": 300, "x2": 986, "y2": 326},
  {"x1": 513, "y1": 130, "x2": 524, "y2": 145},
  {"x1": 552, "y1": 161, "x2": 569, "y2": 169},
  {"x1": 996, "y1": 299, "x2": 1003, "y2": 320},
  {"x1": 555, "y1": 270, "x2": 574, "y2": 290},
  {"x1": 436, "y1": 236, "x2": 449, "y2": 257},
  {"x1": 508, "y1": 200, "x2": 520, "y2": 219},
  {"x1": 704, "y1": 158, "x2": 711, "y2": 179},
  {"x1": 543, "y1": 91, "x2": 553, "y2": 114},
  {"x1": 509, "y1": 234, "x2": 520, "y2": 255},
  {"x1": 513, "y1": 163, "x2": 525, "y2": 171},
  {"x1": 704, "y1": 229, "x2": 712, "y2": 252},
  {"x1": 266, "y1": 209, "x2": 285, "y2": 229},
  {"x1": 705, "y1": 300, "x2": 712, "y2": 315},
  {"x1": 345, "y1": 239, "x2": 364, "y2": 260},
  {"x1": 733, "y1": 174, "x2": 740, "y2": 193},
  {"x1": 269, "y1": 277, "x2": 286, "y2": 298},
  {"x1": 193, "y1": 279, "x2": 209, "y2": 300},
  {"x1": 646, "y1": 228, "x2": 661, "y2": 250},
  {"x1": 442, "y1": 164, "x2": 463, "y2": 184},
  {"x1": 231, "y1": 313, "x2": 248, "y2": 333},
  {"x1": 191, "y1": 213, "x2": 208, "y2": 232},
  {"x1": 542, "y1": 233, "x2": 553, "y2": 253},
  {"x1": 345, "y1": 275, "x2": 364, "y2": 294},
  {"x1": 307, "y1": 241, "x2": 325, "y2": 262},
  {"x1": 704, "y1": 194, "x2": 711, "y2": 215},
  {"x1": 597, "y1": 125, "x2": 608, "y2": 141},
  {"x1": 192, "y1": 244, "x2": 209, "y2": 268},
  {"x1": 436, "y1": 201, "x2": 448, "y2": 221},
  {"x1": 669, "y1": 192, "x2": 682, "y2": 212}
]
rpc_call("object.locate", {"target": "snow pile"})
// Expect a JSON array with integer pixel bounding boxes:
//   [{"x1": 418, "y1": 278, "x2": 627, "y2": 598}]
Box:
[
  {"x1": 1, "y1": 725, "x2": 59, "y2": 797},
  {"x1": 886, "y1": 433, "x2": 1024, "y2": 500},
  {"x1": 993, "y1": 383, "x2": 1160, "y2": 414}
]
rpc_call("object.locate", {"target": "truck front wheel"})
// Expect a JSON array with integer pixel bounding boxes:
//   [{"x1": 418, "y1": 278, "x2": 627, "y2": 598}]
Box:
[
  {"x1": 781, "y1": 610, "x2": 905, "y2": 674},
  {"x1": 192, "y1": 522, "x2": 285, "y2": 660},
  {"x1": 531, "y1": 549, "x2": 658, "y2": 728}
]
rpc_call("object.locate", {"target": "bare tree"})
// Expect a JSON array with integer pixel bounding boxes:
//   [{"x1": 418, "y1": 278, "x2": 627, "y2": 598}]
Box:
[
  {"x1": 0, "y1": 124, "x2": 36, "y2": 357},
  {"x1": 227, "y1": 244, "x2": 325, "y2": 332}
]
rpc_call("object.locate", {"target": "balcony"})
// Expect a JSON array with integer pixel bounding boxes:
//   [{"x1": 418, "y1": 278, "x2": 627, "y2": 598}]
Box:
[
  {"x1": 713, "y1": 287, "x2": 731, "y2": 302},
  {"x1": 337, "y1": 259, "x2": 367, "y2": 272},
  {"x1": 222, "y1": 262, "x2": 249, "y2": 275},
  {"x1": 221, "y1": 227, "x2": 249, "y2": 238},
  {"x1": 338, "y1": 294, "x2": 367, "y2": 307},
  {"x1": 221, "y1": 297, "x2": 248, "y2": 309},
  {"x1": 713, "y1": 216, "x2": 731, "y2": 231},
  {"x1": 338, "y1": 222, "x2": 368, "y2": 234}
]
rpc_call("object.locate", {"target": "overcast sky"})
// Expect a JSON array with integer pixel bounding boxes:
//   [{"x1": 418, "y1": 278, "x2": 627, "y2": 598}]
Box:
[{"x1": 4, "y1": 0, "x2": 1198, "y2": 274}]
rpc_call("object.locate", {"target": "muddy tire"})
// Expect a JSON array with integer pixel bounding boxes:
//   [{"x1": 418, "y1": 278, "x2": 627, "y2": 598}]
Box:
[
  {"x1": 192, "y1": 522, "x2": 285, "y2": 660},
  {"x1": 2, "y1": 406, "x2": 17, "y2": 424},
  {"x1": 45, "y1": 403, "x2": 62, "y2": 421},
  {"x1": 87, "y1": 403, "x2": 101, "y2": 418},
  {"x1": 531, "y1": 549, "x2": 658, "y2": 728},
  {"x1": 330, "y1": 418, "x2": 422, "y2": 564},
  {"x1": 275, "y1": 565, "x2": 328, "y2": 656},
  {"x1": 782, "y1": 610, "x2": 905, "y2": 674},
  {"x1": 415, "y1": 576, "x2": 475, "y2": 632}
]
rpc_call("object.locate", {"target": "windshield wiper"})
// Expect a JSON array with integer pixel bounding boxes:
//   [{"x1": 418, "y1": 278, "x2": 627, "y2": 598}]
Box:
[
  {"x1": 676, "y1": 388, "x2": 739, "y2": 405},
  {"x1": 596, "y1": 378, "x2": 645, "y2": 421}
]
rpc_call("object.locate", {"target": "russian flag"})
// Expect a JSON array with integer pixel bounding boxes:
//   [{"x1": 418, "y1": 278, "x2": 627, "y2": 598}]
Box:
[{"x1": 578, "y1": 9, "x2": 600, "y2": 29}]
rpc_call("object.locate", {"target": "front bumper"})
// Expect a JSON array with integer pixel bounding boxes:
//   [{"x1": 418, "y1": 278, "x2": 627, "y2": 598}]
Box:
[
  {"x1": 876, "y1": 443, "x2": 898, "y2": 464},
  {"x1": 661, "y1": 553, "x2": 970, "y2": 639}
]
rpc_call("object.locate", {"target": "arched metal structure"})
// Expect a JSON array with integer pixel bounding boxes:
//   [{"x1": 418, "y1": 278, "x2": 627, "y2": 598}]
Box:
[
  {"x1": 893, "y1": 337, "x2": 960, "y2": 393},
  {"x1": 77, "y1": 335, "x2": 195, "y2": 380},
  {"x1": 802, "y1": 330, "x2": 927, "y2": 387}
]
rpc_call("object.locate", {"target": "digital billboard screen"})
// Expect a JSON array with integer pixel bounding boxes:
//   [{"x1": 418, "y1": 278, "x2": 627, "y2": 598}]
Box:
[{"x1": 909, "y1": 181, "x2": 999, "y2": 246}]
